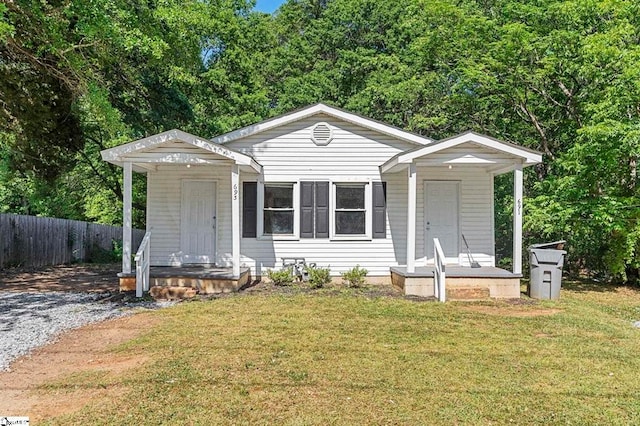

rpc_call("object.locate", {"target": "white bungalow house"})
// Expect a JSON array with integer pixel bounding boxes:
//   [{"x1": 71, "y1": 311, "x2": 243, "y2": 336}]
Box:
[{"x1": 101, "y1": 103, "x2": 541, "y2": 299}]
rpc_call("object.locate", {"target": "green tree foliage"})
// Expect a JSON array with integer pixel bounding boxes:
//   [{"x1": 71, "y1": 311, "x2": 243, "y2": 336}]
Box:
[
  {"x1": 0, "y1": 0, "x2": 251, "y2": 225},
  {"x1": 2, "y1": 0, "x2": 640, "y2": 282}
]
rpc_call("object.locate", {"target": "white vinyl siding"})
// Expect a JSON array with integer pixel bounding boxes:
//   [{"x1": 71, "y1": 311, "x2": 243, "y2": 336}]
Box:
[
  {"x1": 229, "y1": 116, "x2": 494, "y2": 276},
  {"x1": 231, "y1": 116, "x2": 414, "y2": 276},
  {"x1": 237, "y1": 167, "x2": 494, "y2": 276},
  {"x1": 229, "y1": 115, "x2": 416, "y2": 180},
  {"x1": 143, "y1": 116, "x2": 496, "y2": 275}
]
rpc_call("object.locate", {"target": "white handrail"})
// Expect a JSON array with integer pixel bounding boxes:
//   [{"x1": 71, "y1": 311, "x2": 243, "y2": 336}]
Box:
[
  {"x1": 134, "y1": 231, "x2": 151, "y2": 298},
  {"x1": 433, "y1": 238, "x2": 446, "y2": 302}
]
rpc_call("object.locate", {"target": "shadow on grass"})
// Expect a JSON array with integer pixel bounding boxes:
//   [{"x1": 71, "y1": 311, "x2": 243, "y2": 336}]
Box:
[{"x1": 560, "y1": 277, "x2": 637, "y2": 293}]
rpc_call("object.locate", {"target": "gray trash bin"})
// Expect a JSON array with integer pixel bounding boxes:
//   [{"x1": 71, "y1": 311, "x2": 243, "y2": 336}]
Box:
[{"x1": 528, "y1": 241, "x2": 566, "y2": 300}]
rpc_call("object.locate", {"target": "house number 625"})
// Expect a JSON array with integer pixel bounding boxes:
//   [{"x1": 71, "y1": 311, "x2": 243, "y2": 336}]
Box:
[{"x1": 233, "y1": 184, "x2": 238, "y2": 201}]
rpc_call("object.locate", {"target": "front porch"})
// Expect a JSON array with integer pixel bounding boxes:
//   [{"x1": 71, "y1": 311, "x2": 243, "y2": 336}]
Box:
[
  {"x1": 119, "y1": 266, "x2": 252, "y2": 294},
  {"x1": 390, "y1": 266, "x2": 522, "y2": 300},
  {"x1": 101, "y1": 129, "x2": 263, "y2": 290}
]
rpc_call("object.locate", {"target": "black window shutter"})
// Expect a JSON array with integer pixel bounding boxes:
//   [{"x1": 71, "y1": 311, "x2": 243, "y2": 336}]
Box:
[
  {"x1": 315, "y1": 182, "x2": 329, "y2": 238},
  {"x1": 300, "y1": 181, "x2": 315, "y2": 238},
  {"x1": 372, "y1": 182, "x2": 387, "y2": 239},
  {"x1": 242, "y1": 182, "x2": 257, "y2": 238}
]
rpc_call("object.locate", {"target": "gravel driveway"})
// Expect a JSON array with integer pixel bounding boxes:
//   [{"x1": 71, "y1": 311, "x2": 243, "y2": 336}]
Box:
[
  {"x1": 0, "y1": 292, "x2": 138, "y2": 371},
  {"x1": 0, "y1": 264, "x2": 180, "y2": 371}
]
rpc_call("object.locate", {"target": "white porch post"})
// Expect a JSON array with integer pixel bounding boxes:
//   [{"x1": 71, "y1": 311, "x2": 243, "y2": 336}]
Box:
[
  {"x1": 406, "y1": 163, "x2": 417, "y2": 273},
  {"x1": 231, "y1": 164, "x2": 240, "y2": 278},
  {"x1": 513, "y1": 163, "x2": 523, "y2": 274},
  {"x1": 122, "y1": 161, "x2": 132, "y2": 274}
]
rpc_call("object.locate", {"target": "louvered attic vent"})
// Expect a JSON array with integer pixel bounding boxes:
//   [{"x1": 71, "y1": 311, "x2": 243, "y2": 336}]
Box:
[{"x1": 311, "y1": 122, "x2": 333, "y2": 145}]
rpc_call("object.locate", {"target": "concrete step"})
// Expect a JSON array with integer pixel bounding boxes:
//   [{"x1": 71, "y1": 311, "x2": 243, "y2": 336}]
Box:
[
  {"x1": 118, "y1": 267, "x2": 251, "y2": 293},
  {"x1": 446, "y1": 286, "x2": 491, "y2": 301},
  {"x1": 149, "y1": 285, "x2": 197, "y2": 300}
]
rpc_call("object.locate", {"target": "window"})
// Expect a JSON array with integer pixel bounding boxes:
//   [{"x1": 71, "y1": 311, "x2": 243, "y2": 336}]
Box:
[
  {"x1": 250, "y1": 180, "x2": 384, "y2": 240},
  {"x1": 263, "y1": 184, "x2": 294, "y2": 234},
  {"x1": 334, "y1": 184, "x2": 366, "y2": 235}
]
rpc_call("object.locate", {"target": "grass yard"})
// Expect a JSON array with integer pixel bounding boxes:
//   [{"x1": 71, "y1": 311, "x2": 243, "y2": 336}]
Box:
[{"x1": 42, "y1": 282, "x2": 640, "y2": 425}]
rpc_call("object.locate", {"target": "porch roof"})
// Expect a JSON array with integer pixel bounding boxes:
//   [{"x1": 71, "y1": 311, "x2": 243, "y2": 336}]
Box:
[
  {"x1": 380, "y1": 131, "x2": 542, "y2": 174},
  {"x1": 100, "y1": 129, "x2": 262, "y2": 173}
]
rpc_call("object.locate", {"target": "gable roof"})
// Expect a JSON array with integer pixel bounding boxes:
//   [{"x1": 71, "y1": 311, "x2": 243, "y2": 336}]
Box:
[
  {"x1": 211, "y1": 103, "x2": 433, "y2": 147},
  {"x1": 101, "y1": 129, "x2": 262, "y2": 173},
  {"x1": 380, "y1": 131, "x2": 542, "y2": 173}
]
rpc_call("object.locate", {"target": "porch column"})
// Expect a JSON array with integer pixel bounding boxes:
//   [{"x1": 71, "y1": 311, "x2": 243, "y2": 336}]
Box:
[
  {"x1": 231, "y1": 164, "x2": 240, "y2": 278},
  {"x1": 406, "y1": 163, "x2": 417, "y2": 273},
  {"x1": 122, "y1": 161, "x2": 132, "y2": 274},
  {"x1": 513, "y1": 163, "x2": 523, "y2": 274}
]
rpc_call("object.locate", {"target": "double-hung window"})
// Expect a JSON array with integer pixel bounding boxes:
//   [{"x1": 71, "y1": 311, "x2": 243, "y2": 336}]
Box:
[
  {"x1": 242, "y1": 180, "x2": 385, "y2": 240},
  {"x1": 334, "y1": 183, "x2": 367, "y2": 236},
  {"x1": 263, "y1": 183, "x2": 294, "y2": 235}
]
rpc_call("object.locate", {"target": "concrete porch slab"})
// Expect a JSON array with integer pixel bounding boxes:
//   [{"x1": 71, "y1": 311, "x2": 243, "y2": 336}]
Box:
[
  {"x1": 390, "y1": 266, "x2": 522, "y2": 300},
  {"x1": 118, "y1": 266, "x2": 251, "y2": 294}
]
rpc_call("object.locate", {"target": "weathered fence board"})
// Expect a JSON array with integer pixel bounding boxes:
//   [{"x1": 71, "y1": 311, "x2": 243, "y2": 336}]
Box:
[{"x1": 0, "y1": 213, "x2": 144, "y2": 269}]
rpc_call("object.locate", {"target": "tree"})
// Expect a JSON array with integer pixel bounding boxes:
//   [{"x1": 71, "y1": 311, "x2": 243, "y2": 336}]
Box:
[
  {"x1": 3, "y1": 0, "x2": 640, "y2": 282},
  {"x1": 0, "y1": 0, "x2": 252, "y2": 226}
]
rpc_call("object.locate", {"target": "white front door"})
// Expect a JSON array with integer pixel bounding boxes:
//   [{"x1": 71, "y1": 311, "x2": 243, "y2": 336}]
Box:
[
  {"x1": 181, "y1": 180, "x2": 217, "y2": 264},
  {"x1": 425, "y1": 181, "x2": 460, "y2": 264}
]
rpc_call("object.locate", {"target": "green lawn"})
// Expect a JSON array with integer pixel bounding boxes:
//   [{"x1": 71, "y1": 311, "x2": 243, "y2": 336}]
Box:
[{"x1": 45, "y1": 282, "x2": 640, "y2": 425}]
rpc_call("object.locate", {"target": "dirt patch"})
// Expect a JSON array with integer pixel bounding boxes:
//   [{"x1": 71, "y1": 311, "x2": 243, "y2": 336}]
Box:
[
  {"x1": 613, "y1": 286, "x2": 640, "y2": 297},
  {"x1": 461, "y1": 304, "x2": 562, "y2": 317},
  {"x1": 534, "y1": 332, "x2": 556, "y2": 338},
  {"x1": 0, "y1": 312, "x2": 158, "y2": 421},
  {"x1": 0, "y1": 264, "x2": 120, "y2": 293}
]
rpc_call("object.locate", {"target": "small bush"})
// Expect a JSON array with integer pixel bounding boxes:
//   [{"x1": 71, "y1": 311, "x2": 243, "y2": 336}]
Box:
[
  {"x1": 86, "y1": 240, "x2": 121, "y2": 264},
  {"x1": 307, "y1": 265, "x2": 331, "y2": 288},
  {"x1": 497, "y1": 256, "x2": 512, "y2": 270},
  {"x1": 112, "y1": 239, "x2": 123, "y2": 259},
  {"x1": 267, "y1": 268, "x2": 295, "y2": 286},
  {"x1": 341, "y1": 265, "x2": 368, "y2": 287}
]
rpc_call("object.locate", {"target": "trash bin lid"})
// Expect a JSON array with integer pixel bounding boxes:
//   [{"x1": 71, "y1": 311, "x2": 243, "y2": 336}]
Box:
[
  {"x1": 530, "y1": 248, "x2": 566, "y2": 264},
  {"x1": 529, "y1": 240, "x2": 566, "y2": 250}
]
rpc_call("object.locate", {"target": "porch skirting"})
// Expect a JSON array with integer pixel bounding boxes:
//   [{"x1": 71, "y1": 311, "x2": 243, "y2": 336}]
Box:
[
  {"x1": 390, "y1": 266, "x2": 522, "y2": 300},
  {"x1": 118, "y1": 266, "x2": 251, "y2": 294}
]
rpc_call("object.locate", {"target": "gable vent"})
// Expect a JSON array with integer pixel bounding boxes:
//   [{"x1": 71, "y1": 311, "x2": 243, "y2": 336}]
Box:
[{"x1": 311, "y1": 122, "x2": 333, "y2": 146}]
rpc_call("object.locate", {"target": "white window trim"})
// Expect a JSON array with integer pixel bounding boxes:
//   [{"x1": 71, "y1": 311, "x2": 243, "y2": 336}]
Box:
[
  {"x1": 257, "y1": 180, "x2": 299, "y2": 240},
  {"x1": 330, "y1": 180, "x2": 372, "y2": 241}
]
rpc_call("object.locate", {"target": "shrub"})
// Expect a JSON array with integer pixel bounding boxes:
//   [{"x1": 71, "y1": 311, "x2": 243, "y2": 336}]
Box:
[
  {"x1": 86, "y1": 240, "x2": 121, "y2": 263},
  {"x1": 307, "y1": 265, "x2": 331, "y2": 288},
  {"x1": 341, "y1": 265, "x2": 368, "y2": 287},
  {"x1": 267, "y1": 268, "x2": 295, "y2": 286}
]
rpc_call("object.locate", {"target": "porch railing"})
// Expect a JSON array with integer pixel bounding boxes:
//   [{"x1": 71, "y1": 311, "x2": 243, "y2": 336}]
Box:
[
  {"x1": 433, "y1": 238, "x2": 446, "y2": 302},
  {"x1": 135, "y1": 231, "x2": 151, "y2": 298}
]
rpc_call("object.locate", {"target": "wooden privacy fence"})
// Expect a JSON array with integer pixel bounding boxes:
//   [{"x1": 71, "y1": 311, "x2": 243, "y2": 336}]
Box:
[{"x1": 0, "y1": 213, "x2": 144, "y2": 269}]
